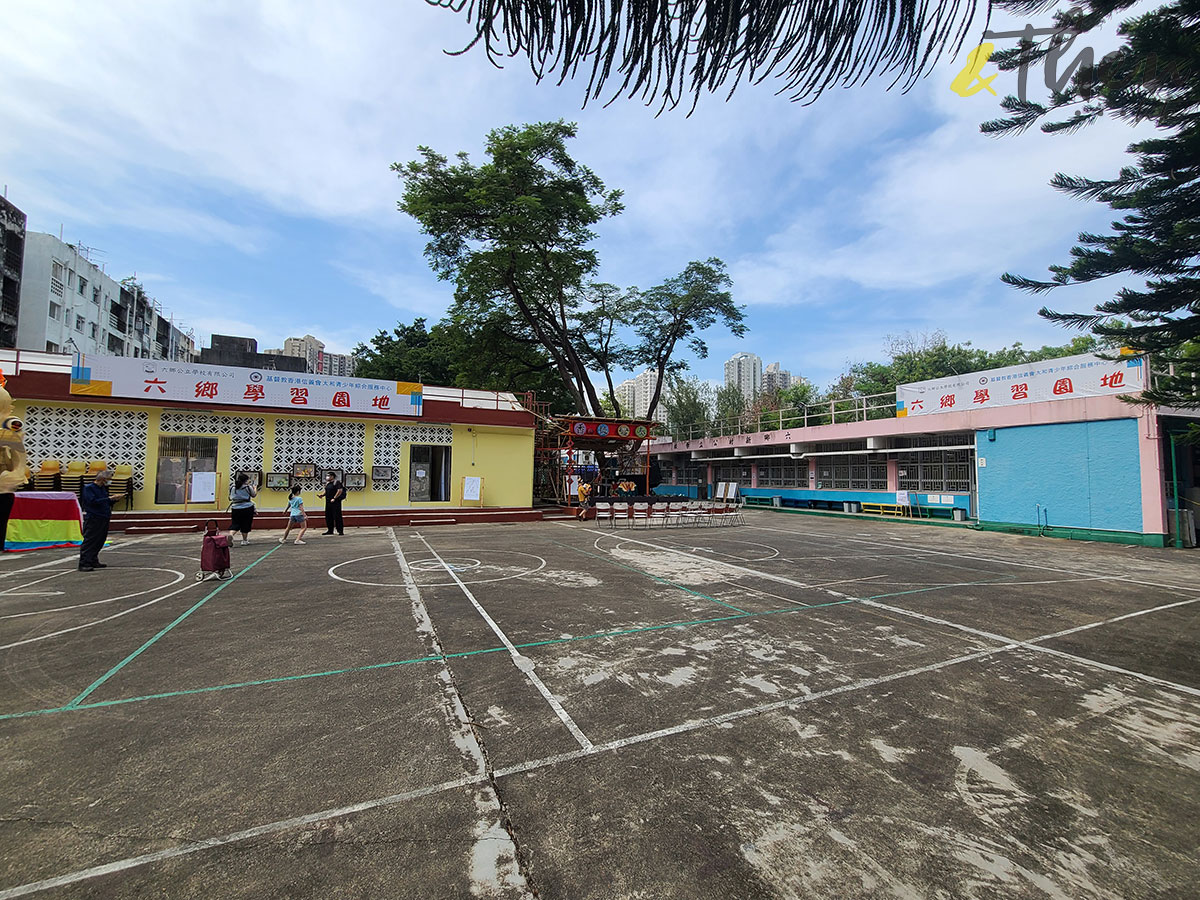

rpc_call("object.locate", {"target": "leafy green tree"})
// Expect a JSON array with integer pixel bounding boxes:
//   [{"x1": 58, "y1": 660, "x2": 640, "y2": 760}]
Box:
[
  {"x1": 662, "y1": 375, "x2": 713, "y2": 439},
  {"x1": 396, "y1": 121, "x2": 623, "y2": 415},
  {"x1": 574, "y1": 282, "x2": 638, "y2": 415},
  {"x1": 396, "y1": 122, "x2": 745, "y2": 417},
  {"x1": 984, "y1": 0, "x2": 1199, "y2": 411},
  {"x1": 354, "y1": 315, "x2": 575, "y2": 411},
  {"x1": 632, "y1": 259, "x2": 746, "y2": 420},
  {"x1": 846, "y1": 331, "x2": 1100, "y2": 396},
  {"x1": 714, "y1": 384, "x2": 746, "y2": 433}
]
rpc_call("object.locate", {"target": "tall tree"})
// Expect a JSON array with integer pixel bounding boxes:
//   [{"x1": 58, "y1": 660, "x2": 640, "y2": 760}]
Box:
[
  {"x1": 714, "y1": 384, "x2": 746, "y2": 431},
  {"x1": 396, "y1": 122, "x2": 745, "y2": 417},
  {"x1": 633, "y1": 259, "x2": 746, "y2": 419},
  {"x1": 574, "y1": 282, "x2": 638, "y2": 416},
  {"x1": 984, "y1": 0, "x2": 1200, "y2": 411},
  {"x1": 434, "y1": 1, "x2": 982, "y2": 112},
  {"x1": 662, "y1": 375, "x2": 714, "y2": 439},
  {"x1": 396, "y1": 121, "x2": 623, "y2": 416}
]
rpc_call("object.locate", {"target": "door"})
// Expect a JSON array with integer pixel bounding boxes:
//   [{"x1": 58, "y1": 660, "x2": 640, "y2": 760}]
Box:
[
  {"x1": 409, "y1": 445, "x2": 432, "y2": 502},
  {"x1": 156, "y1": 436, "x2": 218, "y2": 504}
]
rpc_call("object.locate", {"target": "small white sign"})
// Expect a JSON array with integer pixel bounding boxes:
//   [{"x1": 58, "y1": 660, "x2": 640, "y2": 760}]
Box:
[
  {"x1": 896, "y1": 490, "x2": 910, "y2": 506},
  {"x1": 190, "y1": 471, "x2": 217, "y2": 503},
  {"x1": 941, "y1": 494, "x2": 956, "y2": 505},
  {"x1": 463, "y1": 476, "x2": 481, "y2": 501}
]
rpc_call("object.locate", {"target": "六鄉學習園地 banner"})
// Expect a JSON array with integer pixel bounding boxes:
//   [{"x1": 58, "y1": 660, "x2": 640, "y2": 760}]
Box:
[
  {"x1": 895, "y1": 353, "x2": 1144, "y2": 417},
  {"x1": 69, "y1": 354, "x2": 422, "y2": 417}
]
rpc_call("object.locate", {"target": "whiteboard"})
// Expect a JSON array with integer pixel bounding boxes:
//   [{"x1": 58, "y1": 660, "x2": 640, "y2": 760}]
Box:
[
  {"x1": 190, "y1": 471, "x2": 217, "y2": 503},
  {"x1": 463, "y1": 476, "x2": 481, "y2": 502},
  {"x1": 726, "y1": 482, "x2": 740, "y2": 499},
  {"x1": 895, "y1": 489, "x2": 910, "y2": 506}
]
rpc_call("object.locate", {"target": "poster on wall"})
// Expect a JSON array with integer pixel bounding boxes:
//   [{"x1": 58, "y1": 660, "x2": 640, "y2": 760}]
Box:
[
  {"x1": 189, "y1": 471, "x2": 217, "y2": 503},
  {"x1": 70, "y1": 354, "x2": 423, "y2": 417},
  {"x1": 463, "y1": 476, "x2": 482, "y2": 501},
  {"x1": 896, "y1": 353, "x2": 1144, "y2": 418}
]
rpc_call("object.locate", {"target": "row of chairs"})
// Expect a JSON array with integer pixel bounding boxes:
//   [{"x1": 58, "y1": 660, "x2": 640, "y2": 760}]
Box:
[
  {"x1": 32, "y1": 460, "x2": 134, "y2": 507},
  {"x1": 594, "y1": 499, "x2": 746, "y2": 528}
]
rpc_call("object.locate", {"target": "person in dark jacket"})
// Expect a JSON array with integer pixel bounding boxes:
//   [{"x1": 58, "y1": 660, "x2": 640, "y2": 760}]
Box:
[
  {"x1": 317, "y1": 472, "x2": 345, "y2": 535},
  {"x1": 79, "y1": 469, "x2": 117, "y2": 571}
]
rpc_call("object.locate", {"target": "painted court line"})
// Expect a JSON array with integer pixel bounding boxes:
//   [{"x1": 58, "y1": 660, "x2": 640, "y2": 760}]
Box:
[
  {"x1": 0, "y1": 773, "x2": 488, "y2": 900},
  {"x1": 1, "y1": 569, "x2": 187, "y2": 620},
  {"x1": 415, "y1": 532, "x2": 595, "y2": 752},
  {"x1": 742, "y1": 521, "x2": 1200, "y2": 594},
  {"x1": 860, "y1": 596, "x2": 1200, "y2": 699},
  {"x1": 0, "y1": 599, "x2": 860, "y2": 722},
  {"x1": 564, "y1": 522, "x2": 1200, "y2": 698},
  {"x1": 0, "y1": 641, "x2": 1018, "y2": 899},
  {"x1": 0, "y1": 580, "x2": 197, "y2": 652},
  {"x1": 65, "y1": 545, "x2": 281, "y2": 708}
]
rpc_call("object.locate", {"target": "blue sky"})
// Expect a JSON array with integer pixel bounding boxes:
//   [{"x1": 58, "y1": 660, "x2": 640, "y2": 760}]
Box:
[{"x1": 0, "y1": 1, "x2": 1146, "y2": 390}]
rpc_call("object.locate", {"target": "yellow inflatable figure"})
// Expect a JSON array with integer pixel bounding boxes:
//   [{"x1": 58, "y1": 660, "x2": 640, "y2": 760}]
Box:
[{"x1": 0, "y1": 374, "x2": 29, "y2": 494}]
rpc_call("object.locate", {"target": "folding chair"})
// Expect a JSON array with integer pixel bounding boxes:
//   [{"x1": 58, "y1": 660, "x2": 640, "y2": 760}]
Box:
[
  {"x1": 33, "y1": 459, "x2": 61, "y2": 491},
  {"x1": 108, "y1": 463, "x2": 134, "y2": 510},
  {"x1": 594, "y1": 501, "x2": 616, "y2": 528},
  {"x1": 83, "y1": 460, "x2": 108, "y2": 491},
  {"x1": 628, "y1": 501, "x2": 650, "y2": 528},
  {"x1": 648, "y1": 502, "x2": 672, "y2": 528},
  {"x1": 61, "y1": 460, "x2": 87, "y2": 495}
]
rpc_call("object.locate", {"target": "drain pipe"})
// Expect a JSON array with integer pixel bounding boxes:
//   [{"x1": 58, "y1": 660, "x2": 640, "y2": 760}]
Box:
[{"x1": 1170, "y1": 432, "x2": 1183, "y2": 549}]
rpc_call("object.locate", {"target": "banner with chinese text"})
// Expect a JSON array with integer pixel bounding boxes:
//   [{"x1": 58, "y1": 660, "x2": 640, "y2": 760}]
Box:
[
  {"x1": 895, "y1": 353, "x2": 1143, "y2": 417},
  {"x1": 70, "y1": 355, "x2": 422, "y2": 417}
]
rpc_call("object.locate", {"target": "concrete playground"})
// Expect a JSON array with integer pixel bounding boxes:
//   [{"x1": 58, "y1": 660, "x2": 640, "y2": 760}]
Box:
[{"x1": 1, "y1": 513, "x2": 1198, "y2": 898}]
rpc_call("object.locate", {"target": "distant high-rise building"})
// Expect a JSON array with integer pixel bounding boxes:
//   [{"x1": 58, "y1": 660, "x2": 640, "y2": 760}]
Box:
[
  {"x1": 0, "y1": 195, "x2": 26, "y2": 349},
  {"x1": 764, "y1": 362, "x2": 792, "y2": 393},
  {"x1": 274, "y1": 334, "x2": 355, "y2": 376},
  {"x1": 612, "y1": 368, "x2": 659, "y2": 419},
  {"x1": 16, "y1": 232, "x2": 192, "y2": 360},
  {"x1": 724, "y1": 352, "x2": 762, "y2": 401}
]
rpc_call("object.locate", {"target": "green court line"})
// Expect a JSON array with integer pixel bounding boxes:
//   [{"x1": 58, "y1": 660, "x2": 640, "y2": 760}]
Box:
[
  {"x1": 0, "y1": 597, "x2": 858, "y2": 722},
  {"x1": 64, "y1": 544, "x2": 282, "y2": 708},
  {"x1": 549, "y1": 538, "x2": 749, "y2": 613}
]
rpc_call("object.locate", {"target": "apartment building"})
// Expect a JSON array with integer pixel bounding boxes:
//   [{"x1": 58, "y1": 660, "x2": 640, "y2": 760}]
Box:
[
  {"x1": 16, "y1": 232, "x2": 193, "y2": 360},
  {"x1": 724, "y1": 352, "x2": 762, "y2": 401},
  {"x1": 0, "y1": 196, "x2": 25, "y2": 349}
]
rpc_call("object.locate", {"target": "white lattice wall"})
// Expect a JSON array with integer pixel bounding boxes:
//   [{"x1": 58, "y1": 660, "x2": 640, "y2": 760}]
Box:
[
  {"x1": 159, "y1": 412, "x2": 266, "y2": 481},
  {"x1": 372, "y1": 423, "x2": 453, "y2": 491},
  {"x1": 24, "y1": 406, "x2": 150, "y2": 489},
  {"x1": 272, "y1": 418, "x2": 366, "y2": 491}
]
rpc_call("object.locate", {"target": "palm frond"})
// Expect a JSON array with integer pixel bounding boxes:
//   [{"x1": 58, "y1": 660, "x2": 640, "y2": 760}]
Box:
[{"x1": 434, "y1": 0, "x2": 981, "y2": 111}]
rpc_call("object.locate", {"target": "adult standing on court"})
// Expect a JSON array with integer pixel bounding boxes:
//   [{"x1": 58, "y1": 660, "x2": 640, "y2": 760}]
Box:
[
  {"x1": 228, "y1": 473, "x2": 258, "y2": 546},
  {"x1": 318, "y1": 471, "x2": 344, "y2": 535},
  {"x1": 79, "y1": 469, "x2": 117, "y2": 571}
]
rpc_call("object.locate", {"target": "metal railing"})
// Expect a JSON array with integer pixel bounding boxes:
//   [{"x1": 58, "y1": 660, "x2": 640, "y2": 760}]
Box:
[{"x1": 666, "y1": 390, "x2": 897, "y2": 442}]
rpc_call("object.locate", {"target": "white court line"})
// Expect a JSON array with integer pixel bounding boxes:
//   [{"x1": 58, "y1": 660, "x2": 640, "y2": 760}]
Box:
[
  {"x1": 569, "y1": 523, "x2": 1200, "y2": 700},
  {"x1": 0, "y1": 772, "x2": 488, "y2": 900},
  {"x1": 0, "y1": 571, "x2": 70, "y2": 595},
  {"x1": 0, "y1": 641, "x2": 1018, "y2": 899},
  {"x1": 0, "y1": 535, "x2": 160, "y2": 581},
  {"x1": 858, "y1": 597, "x2": 1200, "y2": 699},
  {"x1": 0, "y1": 576, "x2": 197, "y2": 651},
  {"x1": 0, "y1": 570, "x2": 188, "y2": 620},
  {"x1": 415, "y1": 532, "x2": 595, "y2": 752},
  {"x1": 742, "y1": 521, "x2": 1200, "y2": 594}
]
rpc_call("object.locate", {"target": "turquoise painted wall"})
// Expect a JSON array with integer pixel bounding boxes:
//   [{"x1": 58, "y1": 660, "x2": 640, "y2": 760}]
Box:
[{"x1": 976, "y1": 418, "x2": 1142, "y2": 532}]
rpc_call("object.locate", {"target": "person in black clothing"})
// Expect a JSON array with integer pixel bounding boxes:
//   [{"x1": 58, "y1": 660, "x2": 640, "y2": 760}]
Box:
[
  {"x1": 79, "y1": 470, "x2": 117, "y2": 571},
  {"x1": 318, "y1": 472, "x2": 345, "y2": 535}
]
